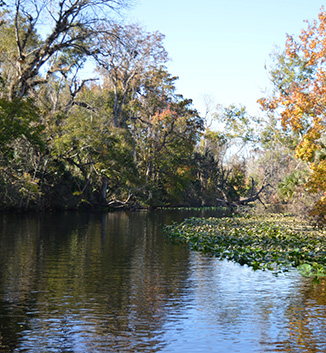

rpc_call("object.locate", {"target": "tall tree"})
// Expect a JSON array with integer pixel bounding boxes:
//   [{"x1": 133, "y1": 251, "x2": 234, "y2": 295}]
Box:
[
  {"x1": 52, "y1": 81, "x2": 140, "y2": 204},
  {"x1": 258, "y1": 7, "x2": 326, "y2": 224},
  {"x1": 0, "y1": 0, "x2": 128, "y2": 101},
  {"x1": 127, "y1": 67, "x2": 204, "y2": 205},
  {"x1": 0, "y1": 0, "x2": 133, "y2": 210},
  {"x1": 95, "y1": 23, "x2": 169, "y2": 127}
]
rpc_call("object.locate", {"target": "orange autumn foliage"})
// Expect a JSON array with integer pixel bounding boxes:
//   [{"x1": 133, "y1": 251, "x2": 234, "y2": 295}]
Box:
[
  {"x1": 259, "y1": 7, "x2": 326, "y2": 224},
  {"x1": 151, "y1": 108, "x2": 177, "y2": 124}
]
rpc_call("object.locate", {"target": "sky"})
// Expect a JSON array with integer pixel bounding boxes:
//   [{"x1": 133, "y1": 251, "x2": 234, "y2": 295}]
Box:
[{"x1": 126, "y1": 0, "x2": 326, "y2": 117}]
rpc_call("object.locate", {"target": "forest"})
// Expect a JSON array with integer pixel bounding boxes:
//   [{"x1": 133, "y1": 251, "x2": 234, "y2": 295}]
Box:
[{"x1": 1, "y1": 0, "x2": 326, "y2": 226}]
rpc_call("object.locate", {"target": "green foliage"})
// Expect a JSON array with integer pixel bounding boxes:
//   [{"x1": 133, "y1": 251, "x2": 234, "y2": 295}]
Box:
[
  {"x1": 297, "y1": 263, "x2": 326, "y2": 279},
  {"x1": 0, "y1": 3, "x2": 280, "y2": 211},
  {"x1": 259, "y1": 114, "x2": 300, "y2": 151},
  {"x1": 52, "y1": 101, "x2": 138, "y2": 201},
  {"x1": 163, "y1": 214, "x2": 326, "y2": 277},
  {"x1": 227, "y1": 162, "x2": 249, "y2": 198},
  {"x1": 0, "y1": 98, "x2": 44, "y2": 155},
  {"x1": 277, "y1": 170, "x2": 306, "y2": 201},
  {"x1": 198, "y1": 129, "x2": 229, "y2": 162},
  {"x1": 130, "y1": 82, "x2": 204, "y2": 206},
  {"x1": 268, "y1": 48, "x2": 315, "y2": 97},
  {"x1": 215, "y1": 104, "x2": 261, "y2": 144}
]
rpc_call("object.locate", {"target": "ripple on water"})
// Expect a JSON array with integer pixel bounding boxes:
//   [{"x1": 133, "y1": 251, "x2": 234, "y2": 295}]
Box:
[
  {"x1": 1, "y1": 212, "x2": 326, "y2": 353},
  {"x1": 157, "y1": 253, "x2": 325, "y2": 353}
]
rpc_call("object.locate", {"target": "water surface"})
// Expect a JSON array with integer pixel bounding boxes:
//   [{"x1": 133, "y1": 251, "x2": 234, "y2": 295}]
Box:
[{"x1": 0, "y1": 211, "x2": 326, "y2": 352}]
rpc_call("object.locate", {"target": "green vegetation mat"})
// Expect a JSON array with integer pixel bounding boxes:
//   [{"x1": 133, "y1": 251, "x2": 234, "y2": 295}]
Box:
[{"x1": 163, "y1": 214, "x2": 326, "y2": 277}]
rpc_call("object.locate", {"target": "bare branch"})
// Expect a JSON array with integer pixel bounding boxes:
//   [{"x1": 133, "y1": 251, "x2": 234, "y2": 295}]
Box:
[
  {"x1": 216, "y1": 178, "x2": 273, "y2": 212},
  {"x1": 6, "y1": 0, "x2": 129, "y2": 100}
]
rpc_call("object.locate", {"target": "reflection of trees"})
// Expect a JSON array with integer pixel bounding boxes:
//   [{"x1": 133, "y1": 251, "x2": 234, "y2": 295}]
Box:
[
  {"x1": 0, "y1": 211, "x2": 192, "y2": 352},
  {"x1": 128, "y1": 213, "x2": 190, "y2": 332},
  {"x1": 2, "y1": 211, "x2": 326, "y2": 352},
  {"x1": 282, "y1": 278, "x2": 326, "y2": 352},
  {"x1": 0, "y1": 213, "x2": 44, "y2": 351}
]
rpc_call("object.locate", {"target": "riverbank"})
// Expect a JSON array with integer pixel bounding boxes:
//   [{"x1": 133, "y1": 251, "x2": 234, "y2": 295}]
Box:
[{"x1": 163, "y1": 213, "x2": 326, "y2": 278}]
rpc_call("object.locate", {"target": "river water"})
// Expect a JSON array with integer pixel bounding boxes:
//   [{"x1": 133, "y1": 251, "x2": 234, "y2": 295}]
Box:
[{"x1": 0, "y1": 210, "x2": 326, "y2": 353}]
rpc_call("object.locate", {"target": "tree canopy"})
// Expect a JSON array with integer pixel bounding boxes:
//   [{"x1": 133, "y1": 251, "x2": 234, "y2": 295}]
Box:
[
  {"x1": 258, "y1": 7, "x2": 326, "y2": 225},
  {"x1": 2, "y1": 0, "x2": 326, "y2": 221}
]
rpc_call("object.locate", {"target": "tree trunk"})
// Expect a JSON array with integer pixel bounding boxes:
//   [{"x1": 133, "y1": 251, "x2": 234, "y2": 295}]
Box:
[{"x1": 100, "y1": 176, "x2": 109, "y2": 204}]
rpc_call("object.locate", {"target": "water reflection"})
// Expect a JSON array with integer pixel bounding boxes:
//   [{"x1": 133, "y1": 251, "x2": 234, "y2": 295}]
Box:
[{"x1": 0, "y1": 211, "x2": 326, "y2": 352}]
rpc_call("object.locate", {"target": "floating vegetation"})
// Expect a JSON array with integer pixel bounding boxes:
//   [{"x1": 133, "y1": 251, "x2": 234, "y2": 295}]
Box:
[
  {"x1": 158, "y1": 206, "x2": 228, "y2": 211},
  {"x1": 163, "y1": 214, "x2": 326, "y2": 277}
]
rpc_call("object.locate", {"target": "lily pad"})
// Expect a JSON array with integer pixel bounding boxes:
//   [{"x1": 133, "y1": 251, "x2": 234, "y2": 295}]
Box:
[{"x1": 163, "y1": 214, "x2": 326, "y2": 277}]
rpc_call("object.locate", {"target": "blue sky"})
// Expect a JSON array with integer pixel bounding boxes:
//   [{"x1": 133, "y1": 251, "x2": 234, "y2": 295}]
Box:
[{"x1": 127, "y1": 0, "x2": 326, "y2": 117}]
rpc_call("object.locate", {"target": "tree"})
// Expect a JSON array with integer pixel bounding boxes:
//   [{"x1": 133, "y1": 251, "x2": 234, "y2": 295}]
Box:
[
  {"x1": 0, "y1": 0, "x2": 139, "y2": 210},
  {"x1": 1, "y1": 0, "x2": 129, "y2": 101},
  {"x1": 133, "y1": 98, "x2": 204, "y2": 206},
  {"x1": 51, "y1": 82, "x2": 138, "y2": 207},
  {"x1": 214, "y1": 104, "x2": 261, "y2": 155},
  {"x1": 258, "y1": 7, "x2": 326, "y2": 224},
  {"x1": 0, "y1": 97, "x2": 44, "y2": 154},
  {"x1": 193, "y1": 130, "x2": 230, "y2": 205},
  {"x1": 95, "y1": 23, "x2": 169, "y2": 127},
  {"x1": 189, "y1": 102, "x2": 278, "y2": 210},
  {"x1": 0, "y1": 97, "x2": 46, "y2": 210}
]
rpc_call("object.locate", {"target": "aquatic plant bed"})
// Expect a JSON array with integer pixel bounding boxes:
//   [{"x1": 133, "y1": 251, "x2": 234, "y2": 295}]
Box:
[
  {"x1": 158, "y1": 206, "x2": 228, "y2": 211},
  {"x1": 163, "y1": 214, "x2": 326, "y2": 277}
]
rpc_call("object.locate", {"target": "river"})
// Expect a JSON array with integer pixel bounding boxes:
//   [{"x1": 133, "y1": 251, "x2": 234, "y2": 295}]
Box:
[{"x1": 0, "y1": 210, "x2": 325, "y2": 352}]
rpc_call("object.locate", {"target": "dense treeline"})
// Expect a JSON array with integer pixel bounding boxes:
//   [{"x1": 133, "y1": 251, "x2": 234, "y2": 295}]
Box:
[
  {"x1": 1, "y1": 1, "x2": 326, "y2": 221},
  {"x1": 0, "y1": 0, "x2": 244, "y2": 211}
]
